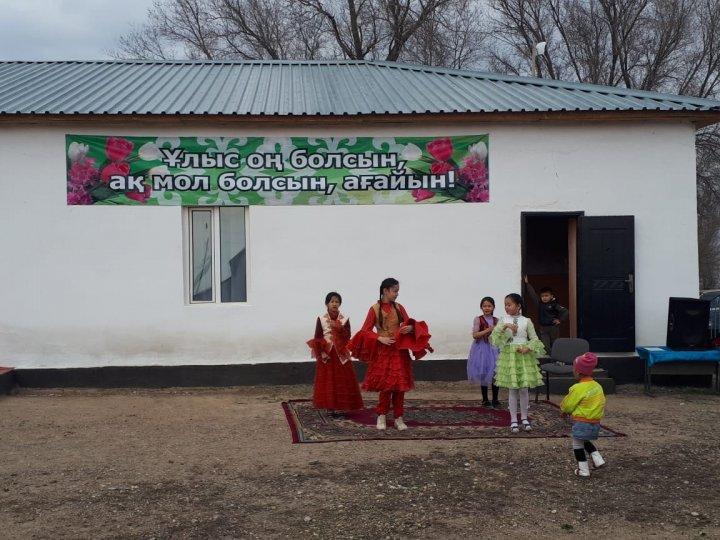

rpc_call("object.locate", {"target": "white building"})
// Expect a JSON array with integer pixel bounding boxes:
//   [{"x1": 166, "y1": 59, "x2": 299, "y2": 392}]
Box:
[{"x1": 1, "y1": 60, "x2": 718, "y2": 378}]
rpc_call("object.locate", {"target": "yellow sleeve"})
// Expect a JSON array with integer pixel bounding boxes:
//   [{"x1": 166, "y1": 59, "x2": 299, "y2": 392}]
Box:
[{"x1": 560, "y1": 384, "x2": 584, "y2": 414}]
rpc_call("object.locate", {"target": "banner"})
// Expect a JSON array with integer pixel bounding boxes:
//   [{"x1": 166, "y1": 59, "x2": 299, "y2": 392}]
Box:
[{"x1": 65, "y1": 135, "x2": 489, "y2": 205}]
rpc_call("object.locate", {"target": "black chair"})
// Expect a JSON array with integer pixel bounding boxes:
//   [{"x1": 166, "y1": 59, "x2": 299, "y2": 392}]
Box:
[{"x1": 536, "y1": 338, "x2": 590, "y2": 402}]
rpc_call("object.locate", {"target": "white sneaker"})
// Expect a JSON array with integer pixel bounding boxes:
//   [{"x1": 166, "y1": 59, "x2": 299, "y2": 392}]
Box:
[
  {"x1": 574, "y1": 461, "x2": 591, "y2": 477},
  {"x1": 376, "y1": 414, "x2": 387, "y2": 430},
  {"x1": 590, "y1": 451, "x2": 606, "y2": 469},
  {"x1": 522, "y1": 419, "x2": 532, "y2": 432},
  {"x1": 510, "y1": 422, "x2": 519, "y2": 433},
  {"x1": 395, "y1": 417, "x2": 408, "y2": 431}
]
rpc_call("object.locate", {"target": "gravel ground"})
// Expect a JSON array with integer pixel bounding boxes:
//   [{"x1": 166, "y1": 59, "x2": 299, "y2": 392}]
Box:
[{"x1": 1, "y1": 382, "x2": 719, "y2": 539}]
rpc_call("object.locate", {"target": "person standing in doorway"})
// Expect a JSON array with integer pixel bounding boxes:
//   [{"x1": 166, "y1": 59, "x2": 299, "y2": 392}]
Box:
[{"x1": 524, "y1": 276, "x2": 569, "y2": 353}]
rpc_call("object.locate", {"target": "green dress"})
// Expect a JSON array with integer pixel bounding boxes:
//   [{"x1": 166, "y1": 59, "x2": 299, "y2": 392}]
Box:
[{"x1": 490, "y1": 315, "x2": 545, "y2": 389}]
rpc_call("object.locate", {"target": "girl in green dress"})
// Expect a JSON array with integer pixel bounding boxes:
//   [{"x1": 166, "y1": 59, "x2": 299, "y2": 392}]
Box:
[{"x1": 490, "y1": 293, "x2": 545, "y2": 433}]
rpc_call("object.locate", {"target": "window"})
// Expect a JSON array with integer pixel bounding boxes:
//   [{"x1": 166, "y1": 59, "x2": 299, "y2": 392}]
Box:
[{"x1": 186, "y1": 207, "x2": 247, "y2": 303}]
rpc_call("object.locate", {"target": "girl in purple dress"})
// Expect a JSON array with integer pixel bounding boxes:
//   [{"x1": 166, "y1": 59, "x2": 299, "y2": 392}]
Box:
[{"x1": 467, "y1": 297, "x2": 500, "y2": 407}]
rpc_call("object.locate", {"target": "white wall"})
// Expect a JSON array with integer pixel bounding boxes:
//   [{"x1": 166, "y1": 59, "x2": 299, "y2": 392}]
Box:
[{"x1": 0, "y1": 120, "x2": 699, "y2": 368}]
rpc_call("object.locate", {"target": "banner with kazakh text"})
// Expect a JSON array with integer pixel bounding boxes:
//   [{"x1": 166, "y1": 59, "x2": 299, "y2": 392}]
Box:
[{"x1": 65, "y1": 135, "x2": 489, "y2": 205}]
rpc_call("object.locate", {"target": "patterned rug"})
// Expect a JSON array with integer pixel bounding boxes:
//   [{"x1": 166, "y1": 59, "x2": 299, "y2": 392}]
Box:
[{"x1": 281, "y1": 399, "x2": 625, "y2": 443}]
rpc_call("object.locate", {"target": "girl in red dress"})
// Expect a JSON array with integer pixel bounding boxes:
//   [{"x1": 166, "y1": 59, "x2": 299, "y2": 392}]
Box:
[
  {"x1": 307, "y1": 292, "x2": 364, "y2": 412},
  {"x1": 350, "y1": 278, "x2": 431, "y2": 431}
]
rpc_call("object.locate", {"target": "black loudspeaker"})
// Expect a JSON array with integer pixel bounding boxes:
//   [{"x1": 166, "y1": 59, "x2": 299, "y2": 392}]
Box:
[{"x1": 667, "y1": 297, "x2": 710, "y2": 350}]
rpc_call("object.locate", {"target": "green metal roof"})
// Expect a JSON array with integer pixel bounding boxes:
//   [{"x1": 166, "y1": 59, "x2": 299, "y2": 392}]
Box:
[{"x1": 0, "y1": 60, "x2": 718, "y2": 118}]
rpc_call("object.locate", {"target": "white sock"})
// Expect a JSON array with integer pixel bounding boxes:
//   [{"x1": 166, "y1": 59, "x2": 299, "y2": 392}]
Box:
[
  {"x1": 519, "y1": 388, "x2": 529, "y2": 421},
  {"x1": 508, "y1": 388, "x2": 519, "y2": 423}
]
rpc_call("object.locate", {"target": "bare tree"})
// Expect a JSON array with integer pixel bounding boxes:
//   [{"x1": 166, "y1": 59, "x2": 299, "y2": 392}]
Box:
[
  {"x1": 487, "y1": 0, "x2": 562, "y2": 77},
  {"x1": 403, "y1": 0, "x2": 487, "y2": 68},
  {"x1": 115, "y1": 0, "x2": 481, "y2": 63},
  {"x1": 381, "y1": 0, "x2": 457, "y2": 60},
  {"x1": 115, "y1": 0, "x2": 298, "y2": 60},
  {"x1": 635, "y1": 0, "x2": 694, "y2": 90},
  {"x1": 115, "y1": 23, "x2": 179, "y2": 60},
  {"x1": 677, "y1": 0, "x2": 720, "y2": 98},
  {"x1": 487, "y1": 0, "x2": 696, "y2": 89},
  {"x1": 294, "y1": 0, "x2": 382, "y2": 59},
  {"x1": 115, "y1": 0, "x2": 220, "y2": 59},
  {"x1": 215, "y1": 0, "x2": 299, "y2": 59},
  {"x1": 155, "y1": 0, "x2": 220, "y2": 59}
]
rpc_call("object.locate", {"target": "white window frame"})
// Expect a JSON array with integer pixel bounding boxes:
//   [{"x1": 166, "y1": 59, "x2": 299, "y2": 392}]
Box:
[{"x1": 182, "y1": 206, "x2": 249, "y2": 305}]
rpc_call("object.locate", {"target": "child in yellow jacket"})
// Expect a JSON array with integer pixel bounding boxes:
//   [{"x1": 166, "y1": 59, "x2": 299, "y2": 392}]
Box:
[{"x1": 560, "y1": 352, "x2": 606, "y2": 477}]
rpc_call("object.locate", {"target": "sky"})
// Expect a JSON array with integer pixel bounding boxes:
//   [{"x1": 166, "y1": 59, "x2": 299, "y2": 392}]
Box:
[{"x1": 0, "y1": 0, "x2": 155, "y2": 60}]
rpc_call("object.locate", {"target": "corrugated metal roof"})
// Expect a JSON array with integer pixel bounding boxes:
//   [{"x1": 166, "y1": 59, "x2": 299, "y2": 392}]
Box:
[{"x1": 0, "y1": 60, "x2": 718, "y2": 117}]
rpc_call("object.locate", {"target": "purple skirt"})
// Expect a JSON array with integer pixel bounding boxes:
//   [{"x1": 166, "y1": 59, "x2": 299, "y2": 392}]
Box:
[{"x1": 467, "y1": 339, "x2": 499, "y2": 386}]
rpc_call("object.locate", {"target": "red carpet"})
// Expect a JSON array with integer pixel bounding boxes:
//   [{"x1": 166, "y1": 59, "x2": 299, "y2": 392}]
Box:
[{"x1": 282, "y1": 398, "x2": 625, "y2": 443}]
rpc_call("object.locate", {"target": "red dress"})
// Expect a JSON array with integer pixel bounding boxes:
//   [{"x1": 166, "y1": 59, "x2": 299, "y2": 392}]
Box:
[
  {"x1": 350, "y1": 302, "x2": 416, "y2": 392},
  {"x1": 307, "y1": 312, "x2": 364, "y2": 411}
]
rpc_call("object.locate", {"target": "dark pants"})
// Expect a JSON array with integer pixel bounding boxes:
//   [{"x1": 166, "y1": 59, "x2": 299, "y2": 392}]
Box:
[{"x1": 539, "y1": 325, "x2": 560, "y2": 354}]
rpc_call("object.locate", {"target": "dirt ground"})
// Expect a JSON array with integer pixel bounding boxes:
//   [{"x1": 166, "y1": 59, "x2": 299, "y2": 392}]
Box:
[{"x1": 1, "y1": 382, "x2": 719, "y2": 539}]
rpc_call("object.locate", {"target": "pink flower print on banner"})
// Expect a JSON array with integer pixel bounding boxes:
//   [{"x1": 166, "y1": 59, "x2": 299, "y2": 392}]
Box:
[
  {"x1": 67, "y1": 187, "x2": 93, "y2": 205},
  {"x1": 426, "y1": 138, "x2": 453, "y2": 162},
  {"x1": 106, "y1": 137, "x2": 134, "y2": 162},
  {"x1": 126, "y1": 182, "x2": 152, "y2": 203},
  {"x1": 459, "y1": 156, "x2": 488, "y2": 186},
  {"x1": 101, "y1": 162, "x2": 130, "y2": 183},
  {"x1": 411, "y1": 188, "x2": 435, "y2": 202},
  {"x1": 430, "y1": 161, "x2": 454, "y2": 175},
  {"x1": 467, "y1": 185, "x2": 489, "y2": 202},
  {"x1": 68, "y1": 157, "x2": 99, "y2": 187}
]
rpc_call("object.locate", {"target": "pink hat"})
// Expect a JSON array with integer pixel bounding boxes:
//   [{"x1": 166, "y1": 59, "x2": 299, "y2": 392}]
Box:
[{"x1": 574, "y1": 352, "x2": 598, "y2": 376}]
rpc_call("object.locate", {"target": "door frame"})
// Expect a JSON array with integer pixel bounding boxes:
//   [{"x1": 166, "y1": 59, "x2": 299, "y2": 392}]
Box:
[{"x1": 520, "y1": 211, "x2": 584, "y2": 338}]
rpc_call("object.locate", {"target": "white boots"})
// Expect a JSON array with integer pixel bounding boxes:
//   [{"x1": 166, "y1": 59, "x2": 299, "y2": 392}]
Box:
[
  {"x1": 376, "y1": 414, "x2": 408, "y2": 430},
  {"x1": 590, "y1": 451, "x2": 606, "y2": 469},
  {"x1": 575, "y1": 461, "x2": 591, "y2": 477},
  {"x1": 575, "y1": 451, "x2": 605, "y2": 477}
]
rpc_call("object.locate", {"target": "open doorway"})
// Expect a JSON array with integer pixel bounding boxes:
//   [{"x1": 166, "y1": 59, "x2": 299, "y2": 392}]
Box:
[
  {"x1": 521, "y1": 212, "x2": 581, "y2": 340},
  {"x1": 522, "y1": 212, "x2": 636, "y2": 352}
]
